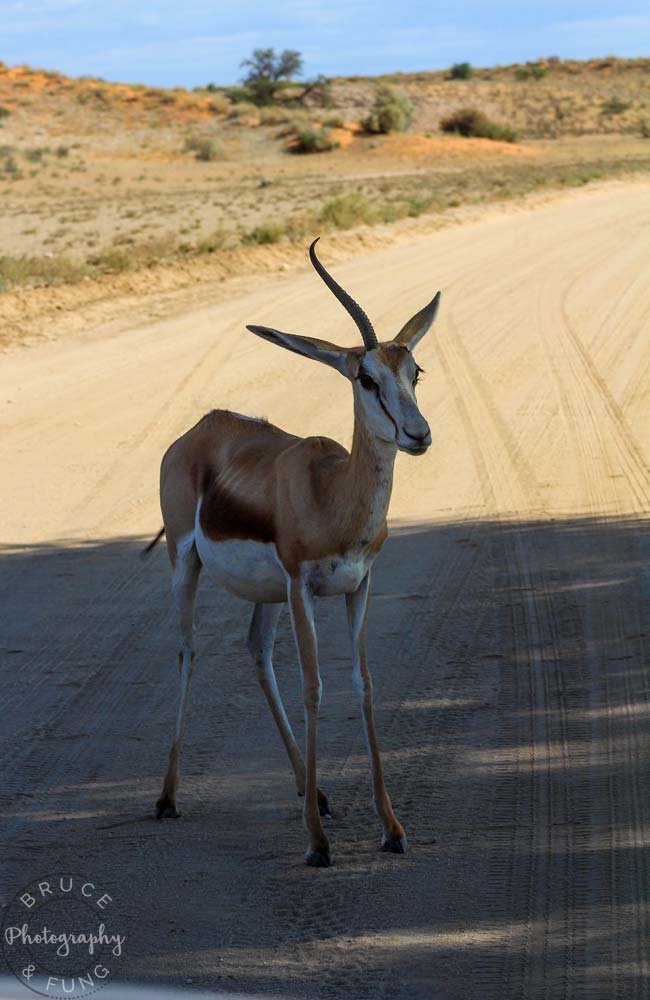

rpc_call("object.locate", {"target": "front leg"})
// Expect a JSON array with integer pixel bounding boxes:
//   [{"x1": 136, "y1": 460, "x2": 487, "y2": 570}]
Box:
[
  {"x1": 346, "y1": 571, "x2": 407, "y2": 853},
  {"x1": 287, "y1": 574, "x2": 331, "y2": 867}
]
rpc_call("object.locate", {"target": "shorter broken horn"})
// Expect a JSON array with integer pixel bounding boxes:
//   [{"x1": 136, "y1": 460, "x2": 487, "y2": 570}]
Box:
[{"x1": 309, "y1": 238, "x2": 378, "y2": 350}]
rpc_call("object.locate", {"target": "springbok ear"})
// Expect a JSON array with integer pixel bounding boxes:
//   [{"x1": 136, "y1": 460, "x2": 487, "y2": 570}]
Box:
[
  {"x1": 246, "y1": 325, "x2": 348, "y2": 375},
  {"x1": 393, "y1": 291, "x2": 441, "y2": 351}
]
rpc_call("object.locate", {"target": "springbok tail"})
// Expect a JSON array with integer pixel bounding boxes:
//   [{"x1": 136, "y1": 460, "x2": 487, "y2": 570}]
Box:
[{"x1": 140, "y1": 526, "x2": 165, "y2": 559}]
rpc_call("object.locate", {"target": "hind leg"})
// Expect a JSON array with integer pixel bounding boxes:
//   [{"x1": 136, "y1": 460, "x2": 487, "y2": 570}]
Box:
[
  {"x1": 156, "y1": 538, "x2": 201, "y2": 819},
  {"x1": 247, "y1": 603, "x2": 331, "y2": 817}
]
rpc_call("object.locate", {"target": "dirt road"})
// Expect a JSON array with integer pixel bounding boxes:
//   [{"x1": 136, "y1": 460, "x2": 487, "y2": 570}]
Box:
[{"x1": 2, "y1": 181, "x2": 650, "y2": 999}]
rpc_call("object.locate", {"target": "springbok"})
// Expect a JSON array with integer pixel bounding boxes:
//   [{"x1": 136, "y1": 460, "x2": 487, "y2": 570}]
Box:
[{"x1": 151, "y1": 239, "x2": 440, "y2": 867}]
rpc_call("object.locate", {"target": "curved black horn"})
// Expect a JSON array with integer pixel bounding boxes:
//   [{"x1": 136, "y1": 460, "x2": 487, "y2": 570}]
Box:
[{"x1": 309, "y1": 238, "x2": 378, "y2": 350}]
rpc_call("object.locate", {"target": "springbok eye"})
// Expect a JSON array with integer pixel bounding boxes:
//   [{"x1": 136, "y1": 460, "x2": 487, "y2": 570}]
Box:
[
  {"x1": 357, "y1": 371, "x2": 378, "y2": 392},
  {"x1": 412, "y1": 365, "x2": 424, "y2": 388}
]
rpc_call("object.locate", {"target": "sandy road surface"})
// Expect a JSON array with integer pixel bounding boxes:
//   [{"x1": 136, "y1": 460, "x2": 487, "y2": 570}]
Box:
[{"x1": 1, "y1": 182, "x2": 650, "y2": 999}]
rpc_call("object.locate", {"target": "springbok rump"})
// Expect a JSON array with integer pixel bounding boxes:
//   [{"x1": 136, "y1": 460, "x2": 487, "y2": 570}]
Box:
[{"x1": 149, "y1": 238, "x2": 440, "y2": 867}]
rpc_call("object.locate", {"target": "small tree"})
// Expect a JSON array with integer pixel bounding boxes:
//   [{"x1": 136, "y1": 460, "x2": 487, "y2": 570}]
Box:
[
  {"x1": 241, "y1": 48, "x2": 303, "y2": 105},
  {"x1": 362, "y1": 84, "x2": 414, "y2": 134}
]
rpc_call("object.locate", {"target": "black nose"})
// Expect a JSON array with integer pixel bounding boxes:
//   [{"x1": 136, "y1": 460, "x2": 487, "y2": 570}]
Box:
[{"x1": 404, "y1": 428, "x2": 429, "y2": 444}]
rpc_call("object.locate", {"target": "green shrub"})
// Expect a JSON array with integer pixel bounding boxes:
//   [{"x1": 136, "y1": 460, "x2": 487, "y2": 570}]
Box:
[
  {"x1": 0, "y1": 106, "x2": 10, "y2": 121},
  {"x1": 243, "y1": 222, "x2": 285, "y2": 245},
  {"x1": 601, "y1": 97, "x2": 631, "y2": 115},
  {"x1": 440, "y1": 107, "x2": 518, "y2": 142},
  {"x1": 450, "y1": 62, "x2": 473, "y2": 80},
  {"x1": 515, "y1": 63, "x2": 547, "y2": 80},
  {"x1": 480, "y1": 120, "x2": 518, "y2": 142},
  {"x1": 290, "y1": 126, "x2": 339, "y2": 153},
  {"x1": 183, "y1": 136, "x2": 222, "y2": 161},
  {"x1": 640, "y1": 119, "x2": 650, "y2": 138},
  {"x1": 319, "y1": 193, "x2": 373, "y2": 229},
  {"x1": 362, "y1": 84, "x2": 414, "y2": 134}
]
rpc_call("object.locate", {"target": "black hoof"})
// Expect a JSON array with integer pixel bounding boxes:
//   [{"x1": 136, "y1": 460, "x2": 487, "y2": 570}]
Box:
[
  {"x1": 305, "y1": 847, "x2": 332, "y2": 868},
  {"x1": 380, "y1": 833, "x2": 407, "y2": 854},
  {"x1": 297, "y1": 787, "x2": 332, "y2": 818},
  {"x1": 156, "y1": 796, "x2": 180, "y2": 820}
]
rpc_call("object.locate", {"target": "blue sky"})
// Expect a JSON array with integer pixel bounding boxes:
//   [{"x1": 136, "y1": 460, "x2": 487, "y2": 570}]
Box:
[{"x1": 2, "y1": 1, "x2": 649, "y2": 87}]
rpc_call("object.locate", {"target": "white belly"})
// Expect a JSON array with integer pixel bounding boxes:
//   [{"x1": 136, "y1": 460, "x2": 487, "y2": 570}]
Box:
[
  {"x1": 195, "y1": 527, "x2": 287, "y2": 603},
  {"x1": 194, "y1": 504, "x2": 373, "y2": 602}
]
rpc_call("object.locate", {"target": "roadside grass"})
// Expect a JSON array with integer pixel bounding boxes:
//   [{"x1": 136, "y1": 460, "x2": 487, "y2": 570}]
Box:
[
  {"x1": 195, "y1": 227, "x2": 231, "y2": 253},
  {"x1": 319, "y1": 192, "x2": 374, "y2": 227},
  {"x1": 242, "y1": 222, "x2": 285, "y2": 245},
  {"x1": 1, "y1": 149, "x2": 649, "y2": 293},
  {"x1": 0, "y1": 254, "x2": 90, "y2": 291}
]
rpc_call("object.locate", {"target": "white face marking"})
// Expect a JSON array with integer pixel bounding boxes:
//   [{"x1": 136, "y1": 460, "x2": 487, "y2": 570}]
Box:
[{"x1": 357, "y1": 350, "x2": 431, "y2": 453}]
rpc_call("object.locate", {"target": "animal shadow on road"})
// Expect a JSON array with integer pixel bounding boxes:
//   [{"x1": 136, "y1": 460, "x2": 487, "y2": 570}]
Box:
[{"x1": 1, "y1": 513, "x2": 648, "y2": 1000}]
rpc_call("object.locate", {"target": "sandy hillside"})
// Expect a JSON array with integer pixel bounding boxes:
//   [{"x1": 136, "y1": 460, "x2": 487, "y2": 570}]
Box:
[
  {"x1": 1, "y1": 180, "x2": 650, "y2": 998},
  {"x1": 1, "y1": 56, "x2": 650, "y2": 310}
]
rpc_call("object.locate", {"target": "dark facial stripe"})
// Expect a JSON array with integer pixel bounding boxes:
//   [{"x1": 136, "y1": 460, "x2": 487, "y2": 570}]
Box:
[{"x1": 377, "y1": 392, "x2": 399, "y2": 439}]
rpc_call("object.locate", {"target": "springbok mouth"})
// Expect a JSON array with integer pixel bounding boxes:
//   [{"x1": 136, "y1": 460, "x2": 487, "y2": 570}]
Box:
[{"x1": 401, "y1": 441, "x2": 430, "y2": 456}]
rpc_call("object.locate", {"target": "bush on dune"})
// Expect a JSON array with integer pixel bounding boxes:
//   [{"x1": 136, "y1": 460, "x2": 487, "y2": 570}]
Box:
[
  {"x1": 289, "y1": 126, "x2": 339, "y2": 153},
  {"x1": 440, "y1": 107, "x2": 518, "y2": 143},
  {"x1": 362, "y1": 84, "x2": 414, "y2": 134}
]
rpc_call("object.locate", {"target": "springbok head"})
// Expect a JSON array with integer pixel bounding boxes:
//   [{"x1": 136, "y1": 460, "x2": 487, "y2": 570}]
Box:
[{"x1": 247, "y1": 238, "x2": 440, "y2": 455}]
